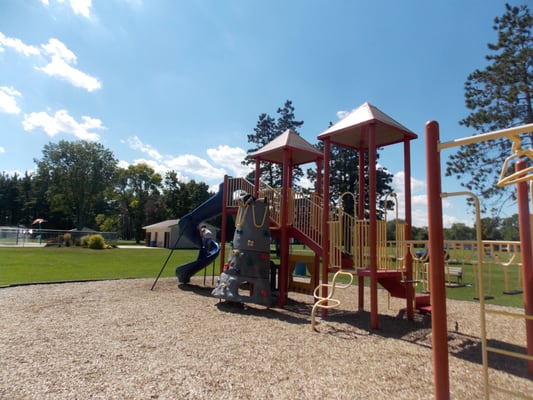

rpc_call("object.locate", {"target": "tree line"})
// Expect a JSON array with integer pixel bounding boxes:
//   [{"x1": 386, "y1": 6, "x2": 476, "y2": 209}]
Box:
[
  {"x1": 0, "y1": 144, "x2": 211, "y2": 243},
  {"x1": 387, "y1": 214, "x2": 520, "y2": 242}
]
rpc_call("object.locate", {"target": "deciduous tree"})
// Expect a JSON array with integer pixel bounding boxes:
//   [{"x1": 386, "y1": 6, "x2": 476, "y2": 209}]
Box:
[
  {"x1": 115, "y1": 163, "x2": 162, "y2": 242},
  {"x1": 34, "y1": 140, "x2": 117, "y2": 230}
]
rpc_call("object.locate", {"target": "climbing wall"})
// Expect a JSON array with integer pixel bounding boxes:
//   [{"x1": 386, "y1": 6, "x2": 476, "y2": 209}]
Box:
[{"x1": 211, "y1": 195, "x2": 273, "y2": 306}]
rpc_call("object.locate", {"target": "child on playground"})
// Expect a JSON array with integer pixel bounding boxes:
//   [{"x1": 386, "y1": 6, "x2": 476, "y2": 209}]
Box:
[{"x1": 200, "y1": 225, "x2": 213, "y2": 253}]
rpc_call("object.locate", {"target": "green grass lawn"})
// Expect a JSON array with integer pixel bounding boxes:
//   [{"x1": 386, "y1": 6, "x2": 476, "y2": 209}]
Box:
[
  {"x1": 1, "y1": 246, "x2": 527, "y2": 310},
  {"x1": 0, "y1": 246, "x2": 203, "y2": 286},
  {"x1": 441, "y1": 262, "x2": 525, "y2": 308}
]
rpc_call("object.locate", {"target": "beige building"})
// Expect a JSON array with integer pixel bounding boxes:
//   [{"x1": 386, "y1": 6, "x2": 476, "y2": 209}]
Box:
[{"x1": 143, "y1": 219, "x2": 217, "y2": 249}]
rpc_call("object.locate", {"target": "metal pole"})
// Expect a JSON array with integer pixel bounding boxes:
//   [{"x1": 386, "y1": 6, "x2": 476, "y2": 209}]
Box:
[
  {"x1": 404, "y1": 137, "x2": 414, "y2": 320},
  {"x1": 150, "y1": 221, "x2": 188, "y2": 291},
  {"x1": 321, "y1": 138, "x2": 331, "y2": 316},
  {"x1": 369, "y1": 123, "x2": 378, "y2": 330},
  {"x1": 515, "y1": 160, "x2": 533, "y2": 375},
  {"x1": 425, "y1": 120, "x2": 450, "y2": 400}
]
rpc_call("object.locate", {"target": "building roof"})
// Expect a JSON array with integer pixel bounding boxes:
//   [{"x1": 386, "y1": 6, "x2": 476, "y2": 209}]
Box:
[
  {"x1": 317, "y1": 102, "x2": 417, "y2": 149},
  {"x1": 142, "y1": 219, "x2": 180, "y2": 230},
  {"x1": 250, "y1": 128, "x2": 323, "y2": 165}
]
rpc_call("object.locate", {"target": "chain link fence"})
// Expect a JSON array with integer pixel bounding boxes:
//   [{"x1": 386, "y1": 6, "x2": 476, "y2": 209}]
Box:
[{"x1": 0, "y1": 227, "x2": 118, "y2": 247}]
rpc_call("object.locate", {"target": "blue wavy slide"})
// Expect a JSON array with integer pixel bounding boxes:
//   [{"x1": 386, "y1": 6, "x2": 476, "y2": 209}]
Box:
[
  {"x1": 176, "y1": 242, "x2": 220, "y2": 284},
  {"x1": 175, "y1": 183, "x2": 223, "y2": 284}
]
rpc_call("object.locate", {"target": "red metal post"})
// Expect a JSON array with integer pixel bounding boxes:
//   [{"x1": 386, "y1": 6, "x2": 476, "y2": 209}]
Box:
[
  {"x1": 254, "y1": 159, "x2": 261, "y2": 198},
  {"x1": 278, "y1": 149, "x2": 291, "y2": 308},
  {"x1": 369, "y1": 123, "x2": 378, "y2": 330},
  {"x1": 321, "y1": 139, "x2": 331, "y2": 314},
  {"x1": 358, "y1": 146, "x2": 365, "y2": 311},
  {"x1": 425, "y1": 120, "x2": 450, "y2": 400},
  {"x1": 220, "y1": 175, "x2": 228, "y2": 273},
  {"x1": 515, "y1": 160, "x2": 533, "y2": 375},
  {"x1": 404, "y1": 138, "x2": 414, "y2": 320},
  {"x1": 315, "y1": 158, "x2": 323, "y2": 293}
]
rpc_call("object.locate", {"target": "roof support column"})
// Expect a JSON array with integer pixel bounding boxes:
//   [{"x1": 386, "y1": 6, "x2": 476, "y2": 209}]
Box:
[
  {"x1": 321, "y1": 139, "x2": 331, "y2": 315},
  {"x1": 358, "y1": 127, "x2": 366, "y2": 220},
  {"x1": 254, "y1": 159, "x2": 261, "y2": 198},
  {"x1": 404, "y1": 138, "x2": 415, "y2": 320},
  {"x1": 220, "y1": 175, "x2": 229, "y2": 273},
  {"x1": 278, "y1": 148, "x2": 291, "y2": 308},
  {"x1": 368, "y1": 123, "x2": 378, "y2": 330}
]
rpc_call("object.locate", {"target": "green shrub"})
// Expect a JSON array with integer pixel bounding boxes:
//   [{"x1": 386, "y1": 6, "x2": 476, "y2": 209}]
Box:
[
  {"x1": 80, "y1": 235, "x2": 91, "y2": 247},
  {"x1": 63, "y1": 233, "x2": 72, "y2": 247},
  {"x1": 87, "y1": 234, "x2": 106, "y2": 250}
]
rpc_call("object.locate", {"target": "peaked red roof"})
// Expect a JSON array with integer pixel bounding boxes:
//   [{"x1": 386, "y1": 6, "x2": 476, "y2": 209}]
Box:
[
  {"x1": 251, "y1": 128, "x2": 323, "y2": 165},
  {"x1": 317, "y1": 102, "x2": 417, "y2": 149}
]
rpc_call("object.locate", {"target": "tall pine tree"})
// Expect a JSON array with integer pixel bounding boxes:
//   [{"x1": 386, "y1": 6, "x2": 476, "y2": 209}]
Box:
[
  {"x1": 446, "y1": 3, "x2": 532, "y2": 212},
  {"x1": 244, "y1": 100, "x2": 304, "y2": 187}
]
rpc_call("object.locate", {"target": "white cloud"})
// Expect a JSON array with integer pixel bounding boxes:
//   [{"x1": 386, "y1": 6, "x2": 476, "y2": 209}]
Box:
[
  {"x1": 124, "y1": 136, "x2": 228, "y2": 183},
  {"x1": 41, "y1": 0, "x2": 93, "y2": 19},
  {"x1": 124, "y1": 136, "x2": 164, "y2": 161},
  {"x1": 0, "y1": 146, "x2": 5, "y2": 154},
  {"x1": 336, "y1": 110, "x2": 350, "y2": 120},
  {"x1": 22, "y1": 109, "x2": 104, "y2": 140},
  {"x1": 392, "y1": 171, "x2": 426, "y2": 194},
  {"x1": 206, "y1": 145, "x2": 252, "y2": 177},
  {"x1": 38, "y1": 38, "x2": 101, "y2": 92},
  {"x1": 297, "y1": 176, "x2": 314, "y2": 190},
  {"x1": 128, "y1": 158, "x2": 191, "y2": 184},
  {"x1": 69, "y1": 0, "x2": 92, "y2": 18},
  {"x1": 386, "y1": 170, "x2": 428, "y2": 223},
  {"x1": 0, "y1": 32, "x2": 40, "y2": 56},
  {"x1": 0, "y1": 33, "x2": 100, "y2": 92},
  {"x1": 41, "y1": 38, "x2": 76, "y2": 63},
  {"x1": 166, "y1": 154, "x2": 226, "y2": 180},
  {"x1": 0, "y1": 86, "x2": 22, "y2": 114},
  {"x1": 130, "y1": 158, "x2": 168, "y2": 175},
  {"x1": 387, "y1": 170, "x2": 473, "y2": 228},
  {"x1": 117, "y1": 160, "x2": 130, "y2": 169}
]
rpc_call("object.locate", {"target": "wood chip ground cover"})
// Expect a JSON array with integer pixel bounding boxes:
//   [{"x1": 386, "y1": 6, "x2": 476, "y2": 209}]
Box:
[{"x1": 1, "y1": 277, "x2": 531, "y2": 399}]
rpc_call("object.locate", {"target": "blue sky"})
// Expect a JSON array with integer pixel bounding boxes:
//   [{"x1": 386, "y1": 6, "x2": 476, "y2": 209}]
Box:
[{"x1": 0, "y1": 0, "x2": 523, "y2": 227}]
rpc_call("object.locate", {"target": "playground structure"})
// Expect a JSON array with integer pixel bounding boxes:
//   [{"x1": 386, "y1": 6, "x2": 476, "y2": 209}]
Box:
[{"x1": 169, "y1": 101, "x2": 533, "y2": 399}]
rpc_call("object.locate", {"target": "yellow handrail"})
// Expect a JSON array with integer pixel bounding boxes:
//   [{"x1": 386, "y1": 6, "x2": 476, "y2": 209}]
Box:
[{"x1": 311, "y1": 270, "x2": 354, "y2": 331}]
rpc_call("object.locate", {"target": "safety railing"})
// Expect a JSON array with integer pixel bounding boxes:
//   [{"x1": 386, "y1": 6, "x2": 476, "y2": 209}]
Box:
[
  {"x1": 291, "y1": 191, "x2": 324, "y2": 249},
  {"x1": 225, "y1": 177, "x2": 255, "y2": 208},
  {"x1": 328, "y1": 215, "x2": 399, "y2": 271},
  {"x1": 258, "y1": 184, "x2": 282, "y2": 227}
]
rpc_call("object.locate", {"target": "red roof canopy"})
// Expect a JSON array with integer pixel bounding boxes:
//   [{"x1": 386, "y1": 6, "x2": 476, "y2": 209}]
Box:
[
  {"x1": 251, "y1": 128, "x2": 323, "y2": 165},
  {"x1": 317, "y1": 102, "x2": 417, "y2": 149}
]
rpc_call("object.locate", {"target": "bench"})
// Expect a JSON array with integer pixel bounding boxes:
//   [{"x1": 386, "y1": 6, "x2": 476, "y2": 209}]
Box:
[{"x1": 445, "y1": 265, "x2": 463, "y2": 285}]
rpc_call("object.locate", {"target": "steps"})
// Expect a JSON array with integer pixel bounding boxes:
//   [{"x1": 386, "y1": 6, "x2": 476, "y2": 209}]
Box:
[{"x1": 357, "y1": 269, "x2": 431, "y2": 312}]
